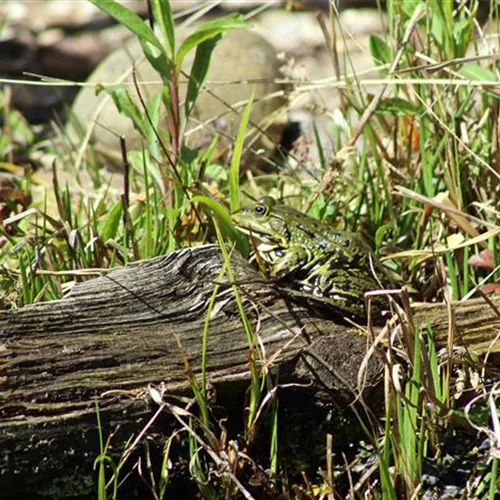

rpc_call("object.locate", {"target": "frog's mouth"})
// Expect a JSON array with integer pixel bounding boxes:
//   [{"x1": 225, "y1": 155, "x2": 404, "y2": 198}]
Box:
[{"x1": 232, "y1": 223, "x2": 281, "y2": 245}]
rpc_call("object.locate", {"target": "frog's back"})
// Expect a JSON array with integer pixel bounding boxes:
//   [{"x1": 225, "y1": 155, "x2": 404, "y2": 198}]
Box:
[{"x1": 277, "y1": 205, "x2": 372, "y2": 258}]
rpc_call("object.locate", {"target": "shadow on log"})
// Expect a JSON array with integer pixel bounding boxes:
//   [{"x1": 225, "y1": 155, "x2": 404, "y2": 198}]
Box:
[{"x1": 1, "y1": 244, "x2": 500, "y2": 496}]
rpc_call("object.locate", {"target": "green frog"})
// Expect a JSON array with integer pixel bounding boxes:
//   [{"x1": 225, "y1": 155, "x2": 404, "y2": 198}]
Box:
[{"x1": 231, "y1": 197, "x2": 394, "y2": 321}]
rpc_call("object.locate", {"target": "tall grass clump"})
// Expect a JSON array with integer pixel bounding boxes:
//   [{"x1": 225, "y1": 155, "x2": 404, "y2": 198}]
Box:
[{"x1": 304, "y1": 0, "x2": 500, "y2": 497}]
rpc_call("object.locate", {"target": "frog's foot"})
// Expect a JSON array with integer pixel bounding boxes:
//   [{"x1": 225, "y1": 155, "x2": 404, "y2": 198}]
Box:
[
  {"x1": 292, "y1": 280, "x2": 367, "y2": 320},
  {"x1": 302, "y1": 266, "x2": 390, "y2": 318},
  {"x1": 271, "y1": 245, "x2": 311, "y2": 279}
]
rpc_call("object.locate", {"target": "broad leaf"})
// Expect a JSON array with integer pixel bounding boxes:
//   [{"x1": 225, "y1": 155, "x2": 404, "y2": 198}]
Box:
[
  {"x1": 453, "y1": 16, "x2": 474, "y2": 58},
  {"x1": 97, "y1": 84, "x2": 149, "y2": 139},
  {"x1": 88, "y1": 0, "x2": 170, "y2": 79},
  {"x1": 140, "y1": 40, "x2": 171, "y2": 80},
  {"x1": 176, "y1": 15, "x2": 249, "y2": 72},
  {"x1": 429, "y1": 1, "x2": 452, "y2": 55},
  {"x1": 375, "y1": 97, "x2": 417, "y2": 117},
  {"x1": 183, "y1": 35, "x2": 221, "y2": 120},
  {"x1": 375, "y1": 223, "x2": 393, "y2": 250},
  {"x1": 401, "y1": 0, "x2": 425, "y2": 18},
  {"x1": 102, "y1": 199, "x2": 123, "y2": 242},
  {"x1": 369, "y1": 35, "x2": 392, "y2": 67},
  {"x1": 460, "y1": 63, "x2": 498, "y2": 83}
]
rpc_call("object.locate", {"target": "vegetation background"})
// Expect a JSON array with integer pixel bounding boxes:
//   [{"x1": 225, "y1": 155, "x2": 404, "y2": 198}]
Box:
[{"x1": 1, "y1": 0, "x2": 500, "y2": 498}]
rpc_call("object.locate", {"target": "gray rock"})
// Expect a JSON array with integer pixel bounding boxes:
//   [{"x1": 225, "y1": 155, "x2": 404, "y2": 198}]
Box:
[{"x1": 69, "y1": 28, "x2": 287, "y2": 164}]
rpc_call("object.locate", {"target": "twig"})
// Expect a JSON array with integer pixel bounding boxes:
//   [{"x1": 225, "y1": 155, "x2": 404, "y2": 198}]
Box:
[{"x1": 120, "y1": 135, "x2": 139, "y2": 259}]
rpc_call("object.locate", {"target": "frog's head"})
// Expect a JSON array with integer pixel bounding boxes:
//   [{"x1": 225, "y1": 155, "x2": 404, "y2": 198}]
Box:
[{"x1": 231, "y1": 197, "x2": 289, "y2": 246}]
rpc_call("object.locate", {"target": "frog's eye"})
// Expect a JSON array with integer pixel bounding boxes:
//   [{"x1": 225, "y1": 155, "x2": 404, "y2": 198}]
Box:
[{"x1": 253, "y1": 204, "x2": 268, "y2": 217}]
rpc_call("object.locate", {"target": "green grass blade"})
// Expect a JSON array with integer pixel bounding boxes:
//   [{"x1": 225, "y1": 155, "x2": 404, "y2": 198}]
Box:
[
  {"x1": 313, "y1": 122, "x2": 326, "y2": 172},
  {"x1": 192, "y1": 195, "x2": 245, "y2": 251},
  {"x1": 212, "y1": 219, "x2": 261, "y2": 432},
  {"x1": 145, "y1": 93, "x2": 163, "y2": 159},
  {"x1": 229, "y1": 86, "x2": 255, "y2": 212},
  {"x1": 489, "y1": 456, "x2": 498, "y2": 500},
  {"x1": 142, "y1": 155, "x2": 153, "y2": 259}
]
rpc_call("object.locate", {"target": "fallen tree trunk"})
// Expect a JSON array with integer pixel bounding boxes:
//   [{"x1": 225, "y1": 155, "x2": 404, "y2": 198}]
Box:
[{"x1": 1, "y1": 244, "x2": 499, "y2": 496}]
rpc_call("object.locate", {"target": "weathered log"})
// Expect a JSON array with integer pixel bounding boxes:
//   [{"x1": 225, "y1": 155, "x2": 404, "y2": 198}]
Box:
[{"x1": 1, "y1": 244, "x2": 499, "y2": 496}]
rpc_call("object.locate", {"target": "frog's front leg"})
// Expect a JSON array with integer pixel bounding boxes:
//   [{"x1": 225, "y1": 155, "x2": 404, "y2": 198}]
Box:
[{"x1": 270, "y1": 245, "x2": 311, "y2": 279}]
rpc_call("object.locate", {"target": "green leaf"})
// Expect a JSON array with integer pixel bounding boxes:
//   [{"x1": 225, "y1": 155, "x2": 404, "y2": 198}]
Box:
[
  {"x1": 140, "y1": 40, "x2": 171, "y2": 79},
  {"x1": 199, "y1": 135, "x2": 219, "y2": 167},
  {"x1": 375, "y1": 97, "x2": 417, "y2": 117},
  {"x1": 177, "y1": 31, "x2": 220, "y2": 73},
  {"x1": 161, "y1": 85, "x2": 172, "y2": 128},
  {"x1": 307, "y1": 193, "x2": 326, "y2": 220},
  {"x1": 87, "y1": 0, "x2": 163, "y2": 51},
  {"x1": 453, "y1": 15, "x2": 474, "y2": 58},
  {"x1": 229, "y1": 86, "x2": 255, "y2": 213},
  {"x1": 313, "y1": 122, "x2": 326, "y2": 171},
  {"x1": 430, "y1": 10, "x2": 444, "y2": 48},
  {"x1": 183, "y1": 35, "x2": 221, "y2": 120},
  {"x1": 102, "y1": 199, "x2": 123, "y2": 242},
  {"x1": 176, "y1": 15, "x2": 249, "y2": 72},
  {"x1": 9, "y1": 109, "x2": 34, "y2": 145},
  {"x1": 149, "y1": 0, "x2": 175, "y2": 60},
  {"x1": 460, "y1": 63, "x2": 498, "y2": 83},
  {"x1": 429, "y1": 1, "x2": 452, "y2": 55},
  {"x1": 180, "y1": 145, "x2": 198, "y2": 166},
  {"x1": 205, "y1": 164, "x2": 227, "y2": 182},
  {"x1": 375, "y1": 223, "x2": 392, "y2": 250},
  {"x1": 98, "y1": 84, "x2": 149, "y2": 139},
  {"x1": 0, "y1": 90, "x2": 34, "y2": 146},
  {"x1": 369, "y1": 35, "x2": 392, "y2": 67},
  {"x1": 87, "y1": 0, "x2": 171, "y2": 79},
  {"x1": 191, "y1": 14, "x2": 249, "y2": 34},
  {"x1": 192, "y1": 196, "x2": 230, "y2": 224}
]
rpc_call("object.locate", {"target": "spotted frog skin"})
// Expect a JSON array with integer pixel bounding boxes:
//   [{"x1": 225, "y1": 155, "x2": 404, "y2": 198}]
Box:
[{"x1": 231, "y1": 197, "x2": 393, "y2": 321}]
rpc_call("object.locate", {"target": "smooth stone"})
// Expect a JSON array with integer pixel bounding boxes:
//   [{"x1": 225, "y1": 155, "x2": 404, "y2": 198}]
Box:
[{"x1": 70, "y1": 28, "x2": 287, "y2": 164}]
